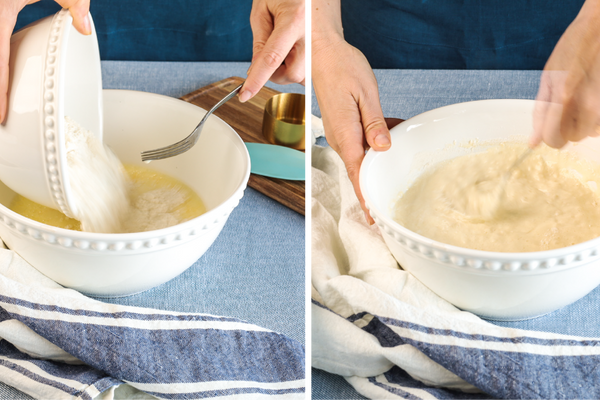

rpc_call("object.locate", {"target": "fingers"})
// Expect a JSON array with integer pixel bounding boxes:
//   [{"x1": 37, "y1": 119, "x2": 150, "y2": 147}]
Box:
[
  {"x1": 330, "y1": 121, "x2": 373, "y2": 225},
  {"x1": 532, "y1": 68, "x2": 590, "y2": 149},
  {"x1": 560, "y1": 96, "x2": 596, "y2": 144},
  {"x1": 269, "y1": 38, "x2": 305, "y2": 85},
  {"x1": 560, "y1": 68, "x2": 600, "y2": 145},
  {"x1": 0, "y1": 0, "x2": 90, "y2": 124},
  {"x1": 532, "y1": 71, "x2": 567, "y2": 148},
  {"x1": 535, "y1": 69, "x2": 600, "y2": 149},
  {"x1": 243, "y1": 25, "x2": 299, "y2": 101},
  {"x1": 533, "y1": 69, "x2": 568, "y2": 148},
  {"x1": 317, "y1": 81, "x2": 373, "y2": 223},
  {"x1": 538, "y1": 102, "x2": 567, "y2": 148},
  {"x1": 355, "y1": 91, "x2": 388, "y2": 224},
  {"x1": 248, "y1": 1, "x2": 273, "y2": 60},
  {"x1": 359, "y1": 87, "x2": 391, "y2": 152},
  {"x1": 56, "y1": 0, "x2": 91, "y2": 35},
  {"x1": 325, "y1": 91, "x2": 387, "y2": 225},
  {"x1": 532, "y1": 6, "x2": 600, "y2": 149},
  {"x1": 0, "y1": 34, "x2": 10, "y2": 123},
  {"x1": 531, "y1": 71, "x2": 553, "y2": 147},
  {"x1": 313, "y1": 40, "x2": 386, "y2": 225},
  {"x1": 244, "y1": 0, "x2": 306, "y2": 102}
]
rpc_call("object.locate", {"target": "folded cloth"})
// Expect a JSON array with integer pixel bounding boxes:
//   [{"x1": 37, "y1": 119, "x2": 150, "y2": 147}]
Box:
[
  {"x1": 311, "y1": 145, "x2": 600, "y2": 400},
  {"x1": 0, "y1": 241, "x2": 305, "y2": 399}
]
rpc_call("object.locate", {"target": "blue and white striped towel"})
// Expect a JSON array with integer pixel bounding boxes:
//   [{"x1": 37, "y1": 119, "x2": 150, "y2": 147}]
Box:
[
  {"x1": 312, "y1": 145, "x2": 600, "y2": 399},
  {"x1": 0, "y1": 241, "x2": 305, "y2": 399}
]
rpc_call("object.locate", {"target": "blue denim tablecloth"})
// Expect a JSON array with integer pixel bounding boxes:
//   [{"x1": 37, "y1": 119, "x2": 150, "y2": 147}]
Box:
[
  {"x1": 311, "y1": 69, "x2": 600, "y2": 399},
  {"x1": 0, "y1": 61, "x2": 305, "y2": 400}
]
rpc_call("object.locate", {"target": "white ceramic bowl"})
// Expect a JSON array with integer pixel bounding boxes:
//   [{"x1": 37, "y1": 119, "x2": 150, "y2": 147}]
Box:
[
  {"x1": 1, "y1": 9, "x2": 102, "y2": 217},
  {"x1": 360, "y1": 99, "x2": 600, "y2": 321},
  {"x1": 0, "y1": 90, "x2": 250, "y2": 297}
]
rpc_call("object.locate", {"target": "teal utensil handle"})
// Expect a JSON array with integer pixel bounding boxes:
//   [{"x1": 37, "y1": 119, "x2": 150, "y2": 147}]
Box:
[{"x1": 245, "y1": 143, "x2": 305, "y2": 181}]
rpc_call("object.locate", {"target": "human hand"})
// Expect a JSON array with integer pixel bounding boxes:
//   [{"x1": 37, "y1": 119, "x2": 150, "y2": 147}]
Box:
[
  {"x1": 531, "y1": 0, "x2": 600, "y2": 149},
  {"x1": 313, "y1": 37, "x2": 391, "y2": 225},
  {"x1": 0, "y1": 0, "x2": 91, "y2": 123},
  {"x1": 240, "y1": 0, "x2": 305, "y2": 103}
]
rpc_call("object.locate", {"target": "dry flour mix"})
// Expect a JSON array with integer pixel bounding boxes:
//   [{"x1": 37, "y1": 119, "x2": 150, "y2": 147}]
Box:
[{"x1": 9, "y1": 117, "x2": 206, "y2": 233}]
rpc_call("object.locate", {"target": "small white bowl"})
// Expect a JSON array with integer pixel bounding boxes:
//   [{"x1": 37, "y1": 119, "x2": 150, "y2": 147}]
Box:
[
  {"x1": 360, "y1": 99, "x2": 600, "y2": 321},
  {"x1": 1, "y1": 9, "x2": 102, "y2": 217},
  {"x1": 0, "y1": 90, "x2": 250, "y2": 297}
]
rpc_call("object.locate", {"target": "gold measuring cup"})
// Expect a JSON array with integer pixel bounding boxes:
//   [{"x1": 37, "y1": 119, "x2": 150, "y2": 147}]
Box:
[{"x1": 262, "y1": 93, "x2": 305, "y2": 150}]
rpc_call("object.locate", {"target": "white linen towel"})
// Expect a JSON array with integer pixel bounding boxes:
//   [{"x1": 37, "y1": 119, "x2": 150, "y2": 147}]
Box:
[{"x1": 0, "y1": 240, "x2": 305, "y2": 400}]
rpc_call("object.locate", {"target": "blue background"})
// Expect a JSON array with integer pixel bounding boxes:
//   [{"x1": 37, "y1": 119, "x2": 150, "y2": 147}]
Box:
[
  {"x1": 342, "y1": 0, "x2": 584, "y2": 69},
  {"x1": 14, "y1": 0, "x2": 253, "y2": 61}
]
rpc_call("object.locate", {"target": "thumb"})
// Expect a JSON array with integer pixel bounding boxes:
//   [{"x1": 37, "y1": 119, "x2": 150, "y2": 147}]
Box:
[
  {"x1": 57, "y1": 0, "x2": 91, "y2": 35},
  {"x1": 362, "y1": 104, "x2": 391, "y2": 151}
]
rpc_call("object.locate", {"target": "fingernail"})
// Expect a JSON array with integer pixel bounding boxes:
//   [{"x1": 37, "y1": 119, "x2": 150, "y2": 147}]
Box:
[
  {"x1": 239, "y1": 90, "x2": 252, "y2": 103},
  {"x1": 374, "y1": 134, "x2": 391, "y2": 148}
]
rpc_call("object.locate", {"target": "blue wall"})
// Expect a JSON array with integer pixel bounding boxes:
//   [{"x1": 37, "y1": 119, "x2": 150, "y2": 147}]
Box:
[{"x1": 14, "y1": 0, "x2": 253, "y2": 61}]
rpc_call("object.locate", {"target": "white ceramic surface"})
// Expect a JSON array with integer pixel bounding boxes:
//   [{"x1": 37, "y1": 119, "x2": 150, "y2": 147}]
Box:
[
  {"x1": 0, "y1": 90, "x2": 250, "y2": 297},
  {"x1": 360, "y1": 99, "x2": 600, "y2": 321},
  {"x1": 0, "y1": 9, "x2": 102, "y2": 218}
]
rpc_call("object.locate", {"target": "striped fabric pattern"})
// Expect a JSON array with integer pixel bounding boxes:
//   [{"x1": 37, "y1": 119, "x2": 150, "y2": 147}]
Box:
[
  {"x1": 0, "y1": 244, "x2": 305, "y2": 399},
  {"x1": 315, "y1": 297, "x2": 600, "y2": 399}
]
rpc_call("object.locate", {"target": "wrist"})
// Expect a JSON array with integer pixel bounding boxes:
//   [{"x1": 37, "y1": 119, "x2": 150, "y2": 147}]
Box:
[
  {"x1": 312, "y1": 0, "x2": 344, "y2": 51},
  {"x1": 312, "y1": 30, "x2": 345, "y2": 59}
]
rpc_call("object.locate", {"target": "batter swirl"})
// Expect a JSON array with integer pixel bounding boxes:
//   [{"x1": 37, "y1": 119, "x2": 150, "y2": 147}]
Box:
[{"x1": 394, "y1": 143, "x2": 600, "y2": 252}]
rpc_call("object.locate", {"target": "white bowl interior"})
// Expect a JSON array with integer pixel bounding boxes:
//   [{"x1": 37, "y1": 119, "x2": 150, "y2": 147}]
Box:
[
  {"x1": 102, "y1": 90, "x2": 249, "y2": 211},
  {"x1": 0, "y1": 89, "x2": 250, "y2": 227}
]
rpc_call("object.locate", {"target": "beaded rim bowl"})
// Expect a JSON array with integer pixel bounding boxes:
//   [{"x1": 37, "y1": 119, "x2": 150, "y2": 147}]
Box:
[
  {"x1": 2, "y1": 9, "x2": 102, "y2": 218},
  {"x1": 0, "y1": 11, "x2": 251, "y2": 297},
  {"x1": 360, "y1": 99, "x2": 600, "y2": 320},
  {"x1": 0, "y1": 90, "x2": 250, "y2": 297}
]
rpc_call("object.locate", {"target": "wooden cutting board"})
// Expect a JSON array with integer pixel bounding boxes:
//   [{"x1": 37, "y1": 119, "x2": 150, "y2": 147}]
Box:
[{"x1": 180, "y1": 77, "x2": 305, "y2": 215}]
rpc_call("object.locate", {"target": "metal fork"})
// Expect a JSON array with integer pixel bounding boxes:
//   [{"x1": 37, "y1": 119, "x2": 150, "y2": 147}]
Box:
[{"x1": 141, "y1": 83, "x2": 244, "y2": 162}]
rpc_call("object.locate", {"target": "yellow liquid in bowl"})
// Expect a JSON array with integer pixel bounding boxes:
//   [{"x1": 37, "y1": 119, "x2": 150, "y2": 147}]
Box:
[
  {"x1": 9, "y1": 165, "x2": 206, "y2": 233},
  {"x1": 10, "y1": 195, "x2": 82, "y2": 231}
]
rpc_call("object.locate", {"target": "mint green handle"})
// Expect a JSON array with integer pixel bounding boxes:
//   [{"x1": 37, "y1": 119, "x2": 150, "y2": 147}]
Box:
[{"x1": 245, "y1": 143, "x2": 305, "y2": 181}]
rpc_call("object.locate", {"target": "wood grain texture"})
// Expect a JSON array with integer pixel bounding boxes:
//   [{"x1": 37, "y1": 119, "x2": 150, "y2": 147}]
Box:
[{"x1": 180, "y1": 77, "x2": 305, "y2": 215}]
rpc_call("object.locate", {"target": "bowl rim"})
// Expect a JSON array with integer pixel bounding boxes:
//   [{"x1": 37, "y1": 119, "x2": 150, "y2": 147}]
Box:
[
  {"x1": 360, "y1": 98, "x2": 600, "y2": 270},
  {"x1": 40, "y1": 9, "x2": 104, "y2": 219},
  {"x1": 0, "y1": 89, "x2": 251, "y2": 246}
]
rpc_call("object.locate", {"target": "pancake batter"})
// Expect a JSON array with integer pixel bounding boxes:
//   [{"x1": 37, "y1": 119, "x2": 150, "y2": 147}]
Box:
[{"x1": 394, "y1": 143, "x2": 600, "y2": 252}]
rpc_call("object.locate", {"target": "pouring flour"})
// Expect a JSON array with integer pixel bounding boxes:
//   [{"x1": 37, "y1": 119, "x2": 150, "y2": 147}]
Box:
[
  {"x1": 10, "y1": 117, "x2": 206, "y2": 234},
  {"x1": 64, "y1": 116, "x2": 129, "y2": 233}
]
